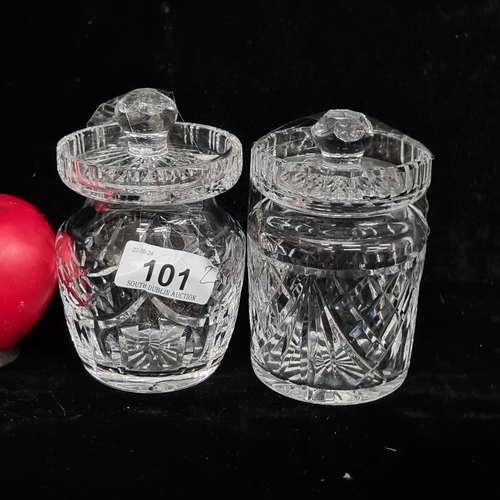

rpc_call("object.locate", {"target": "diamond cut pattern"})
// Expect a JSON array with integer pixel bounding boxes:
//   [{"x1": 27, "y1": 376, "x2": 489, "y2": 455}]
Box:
[
  {"x1": 58, "y1": 204, "x2": 245, "y2": 375},
  {"x1": 249, "y1": 242, "x2": 425, "y2": 391}
]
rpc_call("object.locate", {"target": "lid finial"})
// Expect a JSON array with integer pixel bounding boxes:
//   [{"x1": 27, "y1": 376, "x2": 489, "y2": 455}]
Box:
[
  {"x1": 114, "y1": 88, "x2": 178, "y2": 156},
  {"x1": 311, "y1": 109, "x2": 374, "y2": 165}
]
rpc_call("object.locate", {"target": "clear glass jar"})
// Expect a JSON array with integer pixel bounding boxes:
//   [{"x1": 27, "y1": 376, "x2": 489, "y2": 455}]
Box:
[
  {"x1": 248, "y1": 110, "x2": 432, "y2": 405},
  {"x1": 56, "y1": 88, "x2": 245, "y2": 393}
]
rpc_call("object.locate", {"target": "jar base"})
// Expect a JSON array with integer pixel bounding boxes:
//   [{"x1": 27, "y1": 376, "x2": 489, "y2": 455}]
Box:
[
  {"x1": 252, "y1": 360, "x2": 407, "y2": 405},
  {"x1": 83, "y1": 363, "x2": 220, "y2": 394}
]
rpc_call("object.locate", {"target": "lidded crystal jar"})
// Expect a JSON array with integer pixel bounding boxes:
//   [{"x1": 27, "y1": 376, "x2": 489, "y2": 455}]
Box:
[
  {"x1": 248, "y1": 110, "x2": 432, "y2": 405},
  {"x1": 56, "y1": 88, "x2": 245, "y2": 393}
]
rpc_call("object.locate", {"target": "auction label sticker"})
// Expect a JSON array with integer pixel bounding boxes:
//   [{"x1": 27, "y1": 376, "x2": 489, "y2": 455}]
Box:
[{"x1": 115, "y1": 241, "x2": 218, "y2": 305}]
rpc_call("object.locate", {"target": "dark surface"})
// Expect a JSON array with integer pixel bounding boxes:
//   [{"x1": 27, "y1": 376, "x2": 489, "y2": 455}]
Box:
[{"x1": 1, "y1": 1, "x2": 499, "y2": 497}]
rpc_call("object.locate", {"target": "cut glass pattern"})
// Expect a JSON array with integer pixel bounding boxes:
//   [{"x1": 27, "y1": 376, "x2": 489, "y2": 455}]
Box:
[
  {"x1": 248, "y1": 109, "x2": 431, "y2": 404},
  {"x1": 248, "y1": 199, "x2": 428, "y2": 404},
  {"x1": 58, "y1": 199, "x2": 245, "y2": 391},
  {"x1": 251, "y1": 122, "x2": 432, "y2": 216},
  {"x1": 249, "y1": 245, "x2": 424, "y2": 388},
  {"x1": 56, "y1": 88, "x2": 245, "y2": 393}
]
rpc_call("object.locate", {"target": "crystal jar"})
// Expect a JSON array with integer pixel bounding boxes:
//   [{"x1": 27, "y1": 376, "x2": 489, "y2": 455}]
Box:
[
  {"x1": 56, "y1": 88, "x2": 245, "y2": 393},
  {"x1": 248, "y1": 110, "x2": 432, "y2": 405}
]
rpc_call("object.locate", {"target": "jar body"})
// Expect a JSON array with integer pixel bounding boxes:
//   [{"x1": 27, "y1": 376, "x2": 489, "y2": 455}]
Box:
[
  {"x1": 248, "y1": 198, "x2": 429, "y2": 405},
  {"x1": 57, "y1": 198, "x2": 245, "y2": 393}
]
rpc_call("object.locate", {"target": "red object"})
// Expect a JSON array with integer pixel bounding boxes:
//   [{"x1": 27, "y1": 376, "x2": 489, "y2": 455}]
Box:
[{"x1": 0, "y1": 194, "x2": 57, "y2": 350}]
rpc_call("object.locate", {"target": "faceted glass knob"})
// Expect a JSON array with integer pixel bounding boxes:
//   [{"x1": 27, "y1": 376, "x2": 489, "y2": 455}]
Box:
[
  {"x1": 114, "y1": 88, "x2": 178, "y2": 156},
  {"x1": 115, "y1": 88, "x2": 178, "y2": 134},
  {"x1": 311, "y1": 109, "x2": 374, "y2": 164}
]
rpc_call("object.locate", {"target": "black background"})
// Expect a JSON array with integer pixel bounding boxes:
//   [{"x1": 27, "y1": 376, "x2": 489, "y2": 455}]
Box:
[{"x1": 1, "y1": 1, "x2": 499, "y2": 497}]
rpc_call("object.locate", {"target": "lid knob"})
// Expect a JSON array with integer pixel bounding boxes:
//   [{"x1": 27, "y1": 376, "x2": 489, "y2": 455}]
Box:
[
  {"x1": 311, "y1": 109, "x2": 374, "y2": 165},
  {"x1": 114, "y1": 88, "x2": 178, "y2": 156}
]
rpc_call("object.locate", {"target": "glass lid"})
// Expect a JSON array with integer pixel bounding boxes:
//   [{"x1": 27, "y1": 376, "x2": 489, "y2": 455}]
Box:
[
  {"x1": 57, "y1": 88, "x2": 242, "y2": 205},
  {"x1": 251, "y1": 109, "x2": 432, "y2": 216}
]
